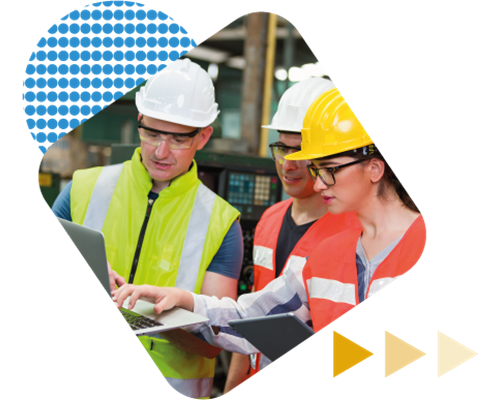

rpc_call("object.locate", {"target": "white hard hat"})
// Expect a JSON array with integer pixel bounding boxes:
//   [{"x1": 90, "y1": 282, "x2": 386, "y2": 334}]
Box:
[
  {"x1": 136, "y1": 59, "x2": 219, "y2": 127},
  {"x1": 263, "y1": 77, "x2": 336, "y2": 132}
]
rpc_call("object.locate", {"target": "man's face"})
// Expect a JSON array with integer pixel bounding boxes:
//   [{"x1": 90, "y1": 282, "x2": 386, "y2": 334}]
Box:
[
  {"x1": 275, "y1": 133, "x2": 316, "y2": 199},
  {"x1": 139, "y1": 114, "x2": 212, "y2": 185}
]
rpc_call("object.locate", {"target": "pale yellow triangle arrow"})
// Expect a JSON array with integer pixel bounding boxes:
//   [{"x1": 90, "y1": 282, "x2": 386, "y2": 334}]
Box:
[
  {"x1": 438, "y1": 332, "x2": 477, "y2": 377},
  {"x1": 385, "y1": 331, "x2": 425, "y2": 377},
  {"x1": 333, "y1": 331, "x2": 373, "y2": 377}
]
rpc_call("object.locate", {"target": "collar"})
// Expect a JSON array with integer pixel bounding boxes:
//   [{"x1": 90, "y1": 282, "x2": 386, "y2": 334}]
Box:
[{"x1": 129, "y1": 147, "x2": 199, "y2": 198}]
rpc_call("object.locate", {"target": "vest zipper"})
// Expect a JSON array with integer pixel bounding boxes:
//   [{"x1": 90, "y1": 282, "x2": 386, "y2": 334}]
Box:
[{"x1": 128, "y1": 197, "x2": 155, "y2": 284}]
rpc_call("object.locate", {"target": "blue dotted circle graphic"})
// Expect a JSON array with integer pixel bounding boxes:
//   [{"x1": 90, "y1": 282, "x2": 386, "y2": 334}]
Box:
[{"x1": 23, "y1": 2, "x2": 196, "y2": 151}]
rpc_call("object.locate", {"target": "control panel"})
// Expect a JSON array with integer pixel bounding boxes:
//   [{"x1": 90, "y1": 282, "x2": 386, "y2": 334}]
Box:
[{"x1": 227, "y1": 171, "x2": 281, "y2": 221}]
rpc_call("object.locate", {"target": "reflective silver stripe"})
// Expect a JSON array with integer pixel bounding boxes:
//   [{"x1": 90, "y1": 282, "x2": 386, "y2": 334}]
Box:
[
  {"x1": 175, "y1": 184, "x2": 216, "y2": 291},
  {"x1": 166, "y1": 377, "x2": 213, "y2": 399},
  {"x1": 367, "y1": 276, "x2": 397, "y2": 298},
  {"x1": 306, "y1": 277, "x2": 356, "y2": 306},
  {"x1": 83, "y1": 163, "x2": 124, "y2": 231},
  {"x1": 284, "y1": 255, "x2": 307, "y2": 272},
  {"x1": 250, "y1": 353, "x2": 257, "y2": 369},
  {"x1": 253, "y1": 245, "x2": 273, "y2": 270}
]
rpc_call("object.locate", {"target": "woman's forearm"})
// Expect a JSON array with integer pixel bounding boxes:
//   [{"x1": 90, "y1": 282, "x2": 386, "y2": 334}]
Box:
[{"x1": 175, "y1": 287, "x2": 195, "y2": 311}]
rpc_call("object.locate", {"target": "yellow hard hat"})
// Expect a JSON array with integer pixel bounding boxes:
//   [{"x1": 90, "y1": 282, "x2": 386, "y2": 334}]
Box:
[{"x1": 285, "y1": 88, "x2": 375, "y2": 161}]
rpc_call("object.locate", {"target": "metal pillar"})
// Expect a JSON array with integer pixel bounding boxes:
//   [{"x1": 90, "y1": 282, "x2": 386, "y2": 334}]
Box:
[
  {"x1": 259, "y1": 14, "x2": 277, "y2": 157},
  {"x1": 240, "y1": 13, "x2": 269, "y2": 155},
  {"x1": 284, "y1": 21, "x2": 295, "y2": 90}
]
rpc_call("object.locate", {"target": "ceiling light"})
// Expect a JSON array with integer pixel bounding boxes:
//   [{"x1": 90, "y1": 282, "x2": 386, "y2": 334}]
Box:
[
  {"x1": 187, "y1": 46, "x2": 230, "y2": 64},
  {"x1": 289, "y1": 66, "x2": 308, "y2": 82},
  {"x1": 208, "y1": 63, "x2": 219, "y2": 80},
  {"x1": 315, "y1": 61, "x2": 330, "y2": 76},
  {"x1": 275, "y1": 69, "x2": 287, "y2": 81},
  {"x1": 301, "y1": 63, "x2": 325, "y2": 77},
  {"x1": 226, "y1": 57, "x2": 246, "y2": 70}
]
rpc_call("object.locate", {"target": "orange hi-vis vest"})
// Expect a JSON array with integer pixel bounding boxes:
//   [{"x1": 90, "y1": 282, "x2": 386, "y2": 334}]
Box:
[
  {"x1": 251, "y1": 198, "x2": 361, "y2": 374},
  {"x1": 303, "y1": 215, "x2": 426, "y2": 332}
]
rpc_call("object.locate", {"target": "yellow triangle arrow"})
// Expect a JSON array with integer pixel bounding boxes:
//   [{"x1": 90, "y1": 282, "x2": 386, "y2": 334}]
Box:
[
  {"x1": 385, "y1": 331, "x2": 426, "y2": 377},
  {"x1": 438, "y1": 332, "x2": 477, "y2": 377},
  {"x1": 333, "y1": 331, "x2": 373, "y2": 377}
]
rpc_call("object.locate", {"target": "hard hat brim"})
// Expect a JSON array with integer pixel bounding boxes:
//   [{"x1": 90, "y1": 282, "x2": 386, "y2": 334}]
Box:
[
  {"x1": 285, "y1": 150, "x2": 324, "y2": 161},
  {"x1": 286, "y1": 143, "x2": 378, "y2": 161},
  {"x1": 138, "y1": 106, "x2": 219, "y2": 128},
  {"x1": 261, "y1": 124, "x2": 301, "y2": 133}
]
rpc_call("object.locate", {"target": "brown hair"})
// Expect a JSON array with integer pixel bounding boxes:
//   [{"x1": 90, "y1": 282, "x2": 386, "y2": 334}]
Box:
[
  {"x1": 351, "y1": 152, "x2": 420, "y2": 213},
  {"x1": 320, "y1": 151, "x2": 420, "y2": 213}
]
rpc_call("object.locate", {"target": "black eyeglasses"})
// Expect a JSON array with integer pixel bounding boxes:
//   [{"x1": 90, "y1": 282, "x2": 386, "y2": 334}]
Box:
[{"x1": 307, "y1": 159, "x2": 366, "y2": 186}]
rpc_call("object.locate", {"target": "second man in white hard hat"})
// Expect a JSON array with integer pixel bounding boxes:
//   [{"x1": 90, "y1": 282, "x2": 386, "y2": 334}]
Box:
[{"x1": 223, "y1": 78, "x2": 361, "y2": 393}]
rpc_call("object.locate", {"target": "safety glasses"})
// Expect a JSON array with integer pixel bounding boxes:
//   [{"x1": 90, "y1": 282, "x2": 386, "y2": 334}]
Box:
[
  {"x1": 269, "y1": 142, "x2": 310, "y2": 167},
  {"x1": 138, "y1": 118, "x2": 201, "y2": 150},
  {"x1": 307, "y1": 159, "x2": 366, "y2": 186}
]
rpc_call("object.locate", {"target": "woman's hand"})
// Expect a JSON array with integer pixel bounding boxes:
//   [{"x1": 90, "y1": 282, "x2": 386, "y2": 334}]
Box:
[{"x1": 112, "y1": 284, "x2": 194, "y2": 314}]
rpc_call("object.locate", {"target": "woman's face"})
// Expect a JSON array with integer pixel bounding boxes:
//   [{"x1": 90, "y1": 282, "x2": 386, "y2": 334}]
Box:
[{"x1": 311, "y1": 156, "x2": 376, "y2": 215}]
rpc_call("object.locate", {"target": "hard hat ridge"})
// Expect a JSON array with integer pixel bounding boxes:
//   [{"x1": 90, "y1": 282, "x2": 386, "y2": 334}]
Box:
[
  {"x1": 136, "y1": 59, "x2": 219, "y2": 128},
  {"x1": 263, "y1": 77, "x2": 336, "y2": 133},
  {"x1": 285, "y1": 88, "x2": 374, "y2": 161}
]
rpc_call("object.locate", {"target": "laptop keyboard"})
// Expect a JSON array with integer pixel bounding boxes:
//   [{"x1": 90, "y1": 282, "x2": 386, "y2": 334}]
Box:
[{"x1": 120, "y1": 308, "x2": 164, "y2": 331}]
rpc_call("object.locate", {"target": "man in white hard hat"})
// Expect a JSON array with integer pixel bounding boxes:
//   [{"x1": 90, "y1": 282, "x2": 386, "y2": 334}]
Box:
[
  {"x1": 223, "y1": 78, "x2": 361, "y2": 393},
  {"x1": 52, "y1": 59, "x2": 243, "y2": 399}
]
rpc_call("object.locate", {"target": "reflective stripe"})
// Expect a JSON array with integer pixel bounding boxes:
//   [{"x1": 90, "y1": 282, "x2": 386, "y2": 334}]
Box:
[
  {"x1": 367, "y1": 277, "x2": 397, "y2": 298},
  {"x1": 250, "y1": 353, "x2": 257, "y2": 369},
  {"x1": 284, "y1": 255, "x2": 307, "y2": 272},
  {"x1": 166, "y1": 376, "x2": 213, "y2": 399},
  {"x1": 253, "y1": 245, "x2": 273, "y2": 270},
  {"x1": 307, "y1": 277, "x2": 356, "y2": 306},
  {"x1": 176, "y1": 184, "x2": 216, "y2": 292},
  {"x1": 83, "y1": 163, "x2": 124, "y2": 231}
]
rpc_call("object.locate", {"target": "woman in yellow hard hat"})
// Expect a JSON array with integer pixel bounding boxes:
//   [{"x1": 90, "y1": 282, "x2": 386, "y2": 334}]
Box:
[
  {"x1": 112, "y1": 88, "x2": 426, "y2": 353},
  {"x1": 285, "y1": 88, "x2": 425, "y2": 331}
]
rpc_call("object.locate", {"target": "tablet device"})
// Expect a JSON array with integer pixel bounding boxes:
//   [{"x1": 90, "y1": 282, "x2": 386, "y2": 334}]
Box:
[{"x1": 228, "y1": 313, "x2": 314, "y2": 361}]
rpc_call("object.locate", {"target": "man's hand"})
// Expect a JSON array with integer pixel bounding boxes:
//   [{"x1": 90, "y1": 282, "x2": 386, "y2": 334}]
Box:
[{"x1": 107, "y1": 261, "x2": 126, "y2": 294}]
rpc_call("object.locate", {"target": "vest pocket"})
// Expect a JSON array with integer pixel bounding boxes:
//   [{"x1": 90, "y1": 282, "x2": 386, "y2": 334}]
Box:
[
  {"x1": 138, "y1": 335, "x2": 215, "y2": 380},
  {"x1": 160, "y1": 244, "x2": 175, "y2": 272},
  {"x1": 145, "y1": 244, "x2": 178, "y2": 287}
]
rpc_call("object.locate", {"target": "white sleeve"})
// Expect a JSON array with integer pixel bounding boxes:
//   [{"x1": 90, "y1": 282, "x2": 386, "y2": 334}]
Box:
[{"x1": 190, "y1": 257, "x2": 311, "y2": 354}]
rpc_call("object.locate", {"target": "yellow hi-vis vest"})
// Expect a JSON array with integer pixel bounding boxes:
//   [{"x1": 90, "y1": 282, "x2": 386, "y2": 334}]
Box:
[{"x1": 70, "y1": 148, "x2": 240, "y2": 399}]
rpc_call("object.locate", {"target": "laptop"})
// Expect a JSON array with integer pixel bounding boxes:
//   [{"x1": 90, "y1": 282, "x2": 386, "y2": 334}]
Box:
[
  {"x1": 57, "y1": 217, "x2": 208, "y2": 336},
  {"x1": 228, "y1": 313, "x2": 314, "y2": 361}
]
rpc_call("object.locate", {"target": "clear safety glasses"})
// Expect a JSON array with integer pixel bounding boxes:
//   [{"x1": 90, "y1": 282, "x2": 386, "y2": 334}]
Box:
[
  {"x1": 269, "y1": 142, "x2": 310, "y2": 168},
  {"x1": 138, "y1": 118, "x2": 201, "y2": 150},
  {"x1": 307, "y1": 159, "x2": 365, "y2": 186}
]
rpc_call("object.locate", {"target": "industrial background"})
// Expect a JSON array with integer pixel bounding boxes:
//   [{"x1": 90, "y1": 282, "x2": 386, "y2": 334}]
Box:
[{"x1": 39, "y1": 12, "x2": 330, "y2": 397}]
